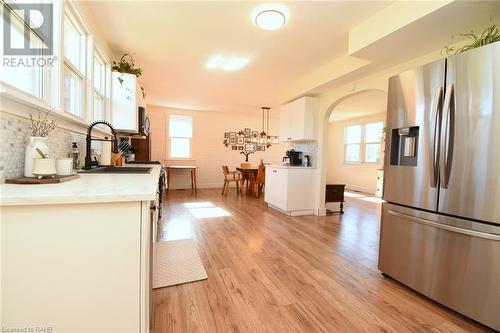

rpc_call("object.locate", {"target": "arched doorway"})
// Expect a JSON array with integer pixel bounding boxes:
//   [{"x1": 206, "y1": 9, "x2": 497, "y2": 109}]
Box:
[{"x1": 321, "y1": 89, "x2": 387, "y2": 214}]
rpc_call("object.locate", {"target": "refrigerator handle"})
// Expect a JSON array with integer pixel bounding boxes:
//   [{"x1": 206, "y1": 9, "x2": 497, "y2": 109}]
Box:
[
  {"x1": 388, "y1": 210, "x2": 500, "y2": 241},
  {"x1": 430, "y1": 86, "x2": 443, "y2": 188},
  {"x1": 440, "y1": 84, "x2": 455, "y2": 189}
]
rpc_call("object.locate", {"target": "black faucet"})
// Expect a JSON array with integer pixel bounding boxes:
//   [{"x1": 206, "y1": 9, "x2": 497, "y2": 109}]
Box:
[{"x1": 85, "y1": 121, "x2": 119, "y2": 169}]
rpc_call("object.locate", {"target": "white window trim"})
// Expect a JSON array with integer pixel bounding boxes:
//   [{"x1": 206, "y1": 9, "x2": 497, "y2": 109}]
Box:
[
  {"x1": 168, "y1": 137, "x2": 192, "y2": 160},
  {"x1": 168, "y1": 115, "x2": 193, "y2": 160},
  {"x1": 344, "y1": 121, "x2": 384, "y2": 165},
  {"x1": 61, "y1": 0, "x2": 90, "y2": 121},
  {"x1": 92, "y1": 43, "x2": 110, "y2": 123},
  {"x1": 0, "y1": 3, "x2": 46, "y2": 101},
  {"x1": 344, "y1": 124, "x2": 362, "y2": 164},
  {"x1": 0, "y1": 0, "x2": 112, "y2": 137}
]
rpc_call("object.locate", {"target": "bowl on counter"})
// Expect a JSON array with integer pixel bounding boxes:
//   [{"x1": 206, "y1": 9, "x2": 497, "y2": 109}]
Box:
[{"x1": 32, "y1": 158, "x2": 57, "y2": 179}]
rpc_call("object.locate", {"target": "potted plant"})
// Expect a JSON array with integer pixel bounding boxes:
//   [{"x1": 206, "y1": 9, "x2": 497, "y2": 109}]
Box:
[
  {"x1": 443, "y1": 24, "x2": 500, "y2": 55},
  {"x1": 112, "y1": 53, "x2": 146, "y2": 99},
  {"x1": 24, "y1": 111, "x2": 57, "y2": 177}
]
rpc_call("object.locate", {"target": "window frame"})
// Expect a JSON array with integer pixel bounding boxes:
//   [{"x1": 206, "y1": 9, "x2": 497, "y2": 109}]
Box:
[
  {"x1": 0, "y1": 3, "x2": 47, "y2": 101},
  {"x1": 344, "y1": 124, "x2": 362, "y2": 164},
  {"x1": 364, "y1": 121, "x2": 384, "y2": 164},
  {"x1": 343, "y1": 121, "x2": 384, "y2": 165},
  {"x1": 168, "y1": 115, "x2": 193, "y2": 160},
  {"x1": 92, "y1": 43, "x2": 109, "y2": 122},
  {"x1": 62, "y1": 2, "x2": 90, "y2": 120}
]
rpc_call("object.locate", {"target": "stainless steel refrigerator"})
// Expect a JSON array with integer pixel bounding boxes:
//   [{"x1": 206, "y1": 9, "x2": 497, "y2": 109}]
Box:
[{"x1": 379, "y1": 41, "x2": 500, "y2": 331}]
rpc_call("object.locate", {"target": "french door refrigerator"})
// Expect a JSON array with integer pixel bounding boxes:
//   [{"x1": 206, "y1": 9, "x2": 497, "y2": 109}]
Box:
[{"x1": 379, "y1": 41, "x2": 500, "y2": 331}]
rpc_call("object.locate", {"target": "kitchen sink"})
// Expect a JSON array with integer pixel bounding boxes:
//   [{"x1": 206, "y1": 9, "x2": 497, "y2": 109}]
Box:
[{"x1": 78, "y1": 166, "x2": 152, "y2": 174}]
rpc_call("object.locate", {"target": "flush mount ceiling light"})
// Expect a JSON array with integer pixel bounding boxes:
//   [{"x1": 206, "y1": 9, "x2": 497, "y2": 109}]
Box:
[
  {"x1": 205, "y1": 54, "x2": 251, "y2": 71},
  {"x1": 252, "y1": 4, "x2": 288, "y2": 30}
]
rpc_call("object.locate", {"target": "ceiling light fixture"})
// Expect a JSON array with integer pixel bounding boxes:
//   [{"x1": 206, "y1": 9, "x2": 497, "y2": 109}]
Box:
[{"x1": 253, "y1": 4, "x2": 288, "y2": 30}]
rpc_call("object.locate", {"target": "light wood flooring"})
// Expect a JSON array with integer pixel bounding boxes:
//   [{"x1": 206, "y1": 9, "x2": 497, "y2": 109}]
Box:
[{"x1": 153, "y1": 188, "x2": 492, "y2": 332}]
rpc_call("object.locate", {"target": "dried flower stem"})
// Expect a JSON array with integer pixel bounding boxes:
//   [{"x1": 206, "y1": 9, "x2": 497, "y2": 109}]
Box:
[{"x1": 29, "y1": 111, "x2": 57, "y2": 137}]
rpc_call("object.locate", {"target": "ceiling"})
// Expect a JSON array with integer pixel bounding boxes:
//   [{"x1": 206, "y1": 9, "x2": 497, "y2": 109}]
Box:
[
  {"x1": 329, "y1": 90, "x2": 386, "y2": 122},
  {"x1": 85, "y1": 1, "x2": 391, "y2": 113}
]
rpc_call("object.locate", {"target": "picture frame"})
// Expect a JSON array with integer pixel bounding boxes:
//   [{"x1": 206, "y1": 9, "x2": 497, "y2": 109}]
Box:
[
  {"x1": 238, "y1": 146, "x2": 244, "y2": 150},
  {"x1": 244, "y1": 144, "x2": 255, "y2": 152},
  {"x1": 229, "y1": 132, "x2": 237, "y2": 138},
  {"x1": 237, "y1": 137, "x2": 244, "y2": 145},
  {"x1": 244, "y1": 128, "x2": 251, "y2": 138},
  {"x1": 245, "y1": 138, "x2": 251, "y2": 144},
  {"x1": 256, "y1": 146, "x2": 262, "y2": 151},
  {"x1": 261, "y1": 145, "x2": 266, "y2": 152},
  {"x1": 251, "y1": 131, "x2": 259, "y2": 138},
  {"x1": 229, "y1": 137, "x2": 236, "y2": 144},
  {"x1": 232, "y1": 145, "x2": 238, "y2": 150},
  {"x1": 224, "y1": 132, "x2": 229, "y2": 138}
]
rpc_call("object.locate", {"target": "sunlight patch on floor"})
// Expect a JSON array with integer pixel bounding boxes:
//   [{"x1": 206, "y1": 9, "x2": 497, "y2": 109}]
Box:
[
  {"x1": 162, "y1": 218, "x2": 194, "y2": 240},
  {"x1": 359, "y1": 196, "x2": 385, "y2": 204},
  {"x1": 184, "y1": 202, "x2": 232, "y2": 218},
  {"x1": 344, "y1": 191, "x2": 366, "y2": 198},
  {"x1": 344, "y1": 191, "x2": 385, "y2": 204},
  {"x1": 183, "y1": 202, "x2": 215, "y2": 209}
]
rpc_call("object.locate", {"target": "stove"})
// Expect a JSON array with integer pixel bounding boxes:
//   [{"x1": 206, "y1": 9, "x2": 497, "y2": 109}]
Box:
[{"x1": 126, "y1": 160, "x2": 164, "y2": 219}]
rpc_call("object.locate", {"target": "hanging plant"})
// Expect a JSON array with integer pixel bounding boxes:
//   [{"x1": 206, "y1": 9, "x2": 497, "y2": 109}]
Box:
[
  {"x1": 112, "y1": 53, "x2": 142, "y2": 77},
  {"x1": 442, "y1": 24, "x2": 500, "y2": 55}
]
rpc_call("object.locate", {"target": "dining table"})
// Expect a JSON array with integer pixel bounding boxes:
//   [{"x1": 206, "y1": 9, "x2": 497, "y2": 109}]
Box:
[
  {"x1": 165, "y1": 165, "x2": 198, "y2": 193},
  {"x1": 236, "y1": 167, "x2": 258, "y2": 196}
]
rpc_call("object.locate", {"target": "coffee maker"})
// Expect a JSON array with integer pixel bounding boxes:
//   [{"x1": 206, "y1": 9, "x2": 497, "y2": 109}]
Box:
[{"x1": 283, "y1": 149, "x2": 303, "y2": 166}]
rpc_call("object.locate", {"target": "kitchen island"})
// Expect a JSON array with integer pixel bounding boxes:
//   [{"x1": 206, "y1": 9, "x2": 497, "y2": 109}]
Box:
[{"x1": 0, "y1": 165, "x2": 161, "y2": 332}]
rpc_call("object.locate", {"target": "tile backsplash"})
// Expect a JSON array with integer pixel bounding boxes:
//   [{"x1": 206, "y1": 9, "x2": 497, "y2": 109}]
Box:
[
  {"x1": 290, "y1": 141, "x2": 318, "y2": 167},
  {"x1": 0, "y1": 113, "x2": 86, "y2": 182}
]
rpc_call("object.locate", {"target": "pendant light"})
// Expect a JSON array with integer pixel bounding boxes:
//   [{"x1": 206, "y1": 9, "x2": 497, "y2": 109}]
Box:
[{"x1": 258, "y1": 106, "x2": 278, "y2": 148}]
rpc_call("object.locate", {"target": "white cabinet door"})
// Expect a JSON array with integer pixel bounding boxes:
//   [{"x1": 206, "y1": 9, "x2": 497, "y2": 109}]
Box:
[
  {"x1": 286, "y1": 169, "x2": 315, "y2": 210},
  {"x1": 264, "y1": 167, "x2": 288, "y2": 210},
  {"x1": 111, "y1": 72, "x2": 138, "y2": 132},
  {"x1": 279, "y1": 107, "x2": 293, "y2": 142},
  {"x1": 279, "y1": 96, "x2": 318, "y2": 142}
]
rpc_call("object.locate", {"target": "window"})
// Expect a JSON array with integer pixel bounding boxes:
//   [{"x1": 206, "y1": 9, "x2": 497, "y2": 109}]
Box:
[
  {"x1": 0, "y1": 4, "x2": 43, "y2": 98},
  {"x1": 63, "y1": 11, "x2": 86, "y2": 118},
  {"x1": 169, "y1": 115, "x2": 193, "y2": 159},
  {"x1": 93, "y1": 48, "x2": 106, "y2": 121},
  {"x1": 344, "y1": 125, "x2": 361, "y2": 163},
  {"x1": 344, "y1": 121, "x2": 383, "y2": 164},
  {"x1": 365, "y1": 122, "x2": 383, "y2": 163}
]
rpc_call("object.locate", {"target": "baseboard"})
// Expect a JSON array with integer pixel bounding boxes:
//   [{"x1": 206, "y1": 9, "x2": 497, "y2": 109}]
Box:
[
  {"x1": 345, "y1": 184, "x2": 375, "y2": 195},
  {"x1": 268, "y1": 204, "x2": 315, "y2": 216}
]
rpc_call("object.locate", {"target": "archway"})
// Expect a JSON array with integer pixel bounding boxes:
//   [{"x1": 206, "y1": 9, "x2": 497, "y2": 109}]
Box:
[{"x1": 319, "y1": 89, "x2": 387, "y2": 214}]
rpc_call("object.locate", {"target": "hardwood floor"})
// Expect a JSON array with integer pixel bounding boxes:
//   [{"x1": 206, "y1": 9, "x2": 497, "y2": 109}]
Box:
[{"x1": 153, "y1": 188, "x2": 491, "y2": 332}]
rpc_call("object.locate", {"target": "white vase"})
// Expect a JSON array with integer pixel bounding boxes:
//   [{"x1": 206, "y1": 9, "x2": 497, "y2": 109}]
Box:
[{"x1": 24, "y1": 136, "x2": 50, "y2": 177}]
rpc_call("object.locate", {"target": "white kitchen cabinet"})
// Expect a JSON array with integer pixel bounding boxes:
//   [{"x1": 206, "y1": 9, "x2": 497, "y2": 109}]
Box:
[
  {"x1": 1, "y1": 201, "x2": 152, "y2": 333},
  {"x1": 111, "y1": 72, "x2": 145, "y2": 132},
  {"x1": 279, "y1": 96, "x2": 318, "y2": 142},
  {"x1": 265, "y1": 166, "x2": 316, "y2": 215}
]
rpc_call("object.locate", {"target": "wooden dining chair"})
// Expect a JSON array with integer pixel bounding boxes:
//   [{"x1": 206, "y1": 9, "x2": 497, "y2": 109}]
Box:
[
  {"x1": 256, "y1": 163, "x2": 266, "y2": 198},
  {"x1": 240, "y1": 163, "x2": 252, "y2": 192},
  {"x1": 221, "y1": 166, "x2": 242, "y2": 196}
]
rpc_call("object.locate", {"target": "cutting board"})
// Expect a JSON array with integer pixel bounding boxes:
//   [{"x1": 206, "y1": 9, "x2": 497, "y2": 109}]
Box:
[{"x1": 5, "y1": 174, "x2": 80, "y2": 184}]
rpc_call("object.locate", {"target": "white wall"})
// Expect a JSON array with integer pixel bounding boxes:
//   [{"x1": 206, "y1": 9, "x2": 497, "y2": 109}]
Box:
[
  {"x1": 326, "y1": 112, "x2": 386, "y2": 194},
  {"x1": 147, "y1": 105, "x2": 286, "y2": 189}
]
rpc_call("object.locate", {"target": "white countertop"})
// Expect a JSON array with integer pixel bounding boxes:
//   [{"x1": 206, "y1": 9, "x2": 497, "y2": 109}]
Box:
[
  {"x1": 267, "y1": 164, "x2": 316, "y2": 169},
  {"x1": 0, "y1": 164, "x2": 162, "y2": 206}
]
